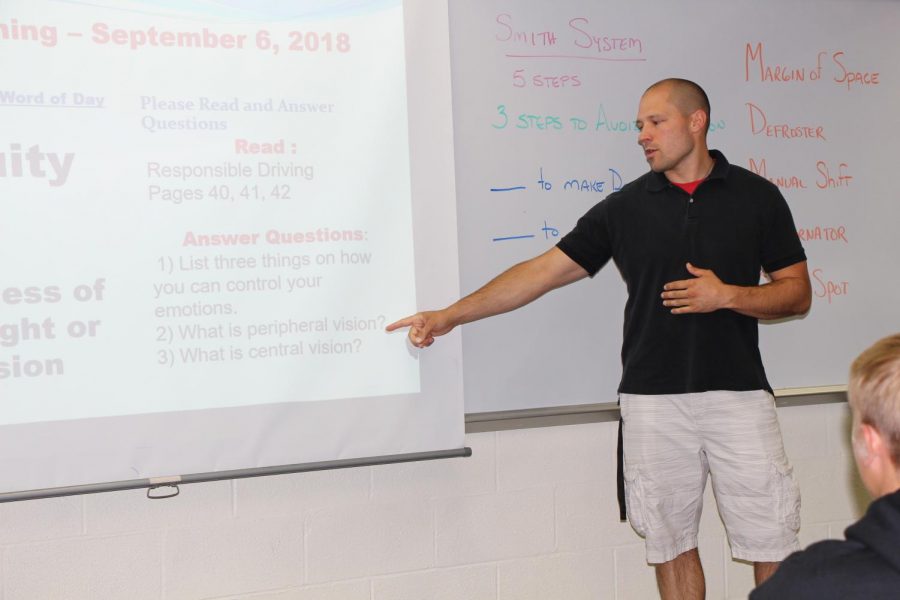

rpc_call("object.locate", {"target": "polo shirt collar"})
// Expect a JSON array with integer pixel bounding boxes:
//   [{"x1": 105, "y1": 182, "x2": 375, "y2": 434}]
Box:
[{"x1": 646, "y1": 149, "x2": 730, "y2": 192}]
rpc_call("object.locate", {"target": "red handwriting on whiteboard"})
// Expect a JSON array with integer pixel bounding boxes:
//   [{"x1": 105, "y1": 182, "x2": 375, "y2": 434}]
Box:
[
  {"x1": 747, "y1": 158, "x2": 807, "y2": 190},
  {"x1": 495, "y1": 14, "x2": 558, "y2": 46},
  {"x1": 745, "y1": 43, "x2": 825, "y2": 82},
  {"x1": 797, "y1": 226, "x2": 848, "y2": 243},
  {"x1": 831, "y1": 52, "x2": 880, "y2": 90},
  {"x1": 745, "y1": 43, "x2": 880, "y2": 91},
  {"x1": 812, "y1": 269, "x2": 849, "y2": 304},
  {"x1": 511, "y1": 69, "x2": 581, "y2": 89},
  {"x1": 746, "y1": 103, "x2": 826, "y2": 140},
  {"x1": 568, "y1": 18, "x2": 643, "y2": 55},
  {"x1": 816, "y1": 162, "x2": 853, "y2": 189},
  {"x1": 494, "y1": 14, "x2": 645, "y2": 62}
]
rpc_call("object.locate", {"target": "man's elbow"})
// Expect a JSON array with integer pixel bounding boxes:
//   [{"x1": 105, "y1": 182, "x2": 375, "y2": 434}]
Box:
[
  {"x1": 793, "y1": 297, "x2": 811, "y2": 316},
  {"x1": 792, "y1": 285, "x2": 812, "y2": 315}
]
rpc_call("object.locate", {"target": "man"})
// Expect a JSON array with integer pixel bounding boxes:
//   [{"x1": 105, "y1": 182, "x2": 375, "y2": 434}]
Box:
[
  {"x1": 387, "y1": 79, "x2": 811, "y2": 599},
  {"x1": 751, "y1": 334, "x2": 900, "y2": 599}
]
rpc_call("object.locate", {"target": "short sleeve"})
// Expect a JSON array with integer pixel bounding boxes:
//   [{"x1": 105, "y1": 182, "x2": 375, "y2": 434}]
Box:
[
  {"x1": 556, "y1": 198, "x2": 614, "y2": 276},
  {"x1": 760, "y1": 187, "x2": 806, "y2": 273}
]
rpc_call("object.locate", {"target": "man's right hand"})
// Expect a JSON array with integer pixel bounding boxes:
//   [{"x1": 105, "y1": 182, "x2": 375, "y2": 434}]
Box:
[
  {"x1": 385, "y1": 310, "x2": 456, "y2": 348},
  {"x1": 385, "y1": 248, "x2": 588, "y2": 349}
]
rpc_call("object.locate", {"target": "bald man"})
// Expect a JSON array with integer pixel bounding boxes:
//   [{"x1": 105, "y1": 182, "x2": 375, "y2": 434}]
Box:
[
  {"x1": 751, "y1": 334, "x2": 900, "y2": 599},
  {"x1": 388, "y1": 79, "x2": 811, "y2": 599}
]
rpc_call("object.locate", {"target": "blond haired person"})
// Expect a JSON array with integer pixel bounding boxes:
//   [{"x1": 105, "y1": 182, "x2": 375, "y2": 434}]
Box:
[{"x1": 752, "y1": 334, "x2": 900, "y2": 599}]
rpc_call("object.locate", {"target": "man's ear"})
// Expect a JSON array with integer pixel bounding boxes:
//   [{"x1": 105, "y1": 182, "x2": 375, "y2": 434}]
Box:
[
  {"x1": 858, "y1": 422, "x2": 885, "y2": 465},
  {"x1": 690, "y1": 109, "x2": 707, "y2": 133}
]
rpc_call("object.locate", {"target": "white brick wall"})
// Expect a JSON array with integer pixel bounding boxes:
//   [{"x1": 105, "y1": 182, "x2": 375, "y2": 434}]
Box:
[
  {"x1": 165, "y1": 516, "x2": 304, "y2": 598},
  {"x1": 306, "y1": 501, "x2": 432, "y2": 582},
  {"x1": 0, "y1": 402, "x2": 866, "y2": 600},
  {"x1": 373, "y1": 565, "x2": 496, "y2": 600},
  {"x1": 4, "y1": 532, "x2": 162, "y2": 600}
]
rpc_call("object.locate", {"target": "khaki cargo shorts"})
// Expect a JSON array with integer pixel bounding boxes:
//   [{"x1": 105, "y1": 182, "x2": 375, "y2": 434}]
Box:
[{"x1": 620, "y1": 390, "x2": 801, "y2": 564}]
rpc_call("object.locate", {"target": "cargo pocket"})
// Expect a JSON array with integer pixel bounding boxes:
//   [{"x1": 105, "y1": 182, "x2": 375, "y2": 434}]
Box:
[
  {"x1": 624, "y1": 466, "x2": 649, "y2": 538},
  {"x1": 773, "y1": 462, "x2": 801, "y2": 533}
]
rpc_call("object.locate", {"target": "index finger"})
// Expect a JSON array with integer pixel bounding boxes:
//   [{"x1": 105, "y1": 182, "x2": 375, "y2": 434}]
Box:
[
  {"x1": 385, "y1": 315, "x2": 418, "y2": 332},
  {"x1": 663, "y1": 278, "x2": 692, "y2": 291}
]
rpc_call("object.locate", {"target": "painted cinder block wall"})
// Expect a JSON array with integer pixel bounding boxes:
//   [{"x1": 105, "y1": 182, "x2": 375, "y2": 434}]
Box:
[{"x1": 0, "y1": 401, "x2": 865, "y2": 600}]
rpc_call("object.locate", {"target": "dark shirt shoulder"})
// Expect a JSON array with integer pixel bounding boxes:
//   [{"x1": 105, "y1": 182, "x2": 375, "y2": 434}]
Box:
[{"x1": 751, "y1": 538, "x2": 900, "y2": 600}]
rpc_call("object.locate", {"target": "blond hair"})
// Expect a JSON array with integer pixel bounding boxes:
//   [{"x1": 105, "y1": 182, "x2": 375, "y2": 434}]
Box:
[{"x1": 849, "y1": 333, "x2": 900, "y2": 465}]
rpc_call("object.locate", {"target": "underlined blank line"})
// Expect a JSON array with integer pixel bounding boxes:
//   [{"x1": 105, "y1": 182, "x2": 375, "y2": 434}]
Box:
[
  {"x1": 505, "y1": 54, "x2": 646, "y2": 62},
  {"x1": 492, "y1": 234, "x2": 536, "y2": 242}
]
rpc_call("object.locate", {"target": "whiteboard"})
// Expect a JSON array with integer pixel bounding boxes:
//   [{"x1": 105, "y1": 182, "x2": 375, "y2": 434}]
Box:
[{"x1": 449, "y1": 0, "x2": 900, "y2": 413}]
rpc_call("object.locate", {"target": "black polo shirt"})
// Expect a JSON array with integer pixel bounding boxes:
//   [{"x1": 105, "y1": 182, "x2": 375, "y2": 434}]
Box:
[{"x1": 557, "y1": 150, "x2": 806, "y2": 394}]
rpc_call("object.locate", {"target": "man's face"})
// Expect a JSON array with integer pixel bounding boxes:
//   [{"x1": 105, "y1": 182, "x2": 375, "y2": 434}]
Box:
[{"x1": 636, "y1": 87, "x2": 695, "y2": 175}]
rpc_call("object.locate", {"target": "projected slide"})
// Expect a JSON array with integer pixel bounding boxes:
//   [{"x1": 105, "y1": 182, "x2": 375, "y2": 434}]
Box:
[{"x1": 0, "y1": 0, "x2": 420, "y2": 425}]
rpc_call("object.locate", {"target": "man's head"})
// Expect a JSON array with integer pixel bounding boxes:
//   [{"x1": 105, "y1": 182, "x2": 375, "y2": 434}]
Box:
[
  {"x1": 636, "y1": 78, "x2": 711, "y2": 177},
  {"x1": 849, "y1": 333, "x2": 900, "y2": 497}
]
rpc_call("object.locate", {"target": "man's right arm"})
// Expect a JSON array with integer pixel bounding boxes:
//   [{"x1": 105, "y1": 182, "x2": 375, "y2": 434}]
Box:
[{"x1": 386, "y1": 247, "x2": 589, "y2": 348}]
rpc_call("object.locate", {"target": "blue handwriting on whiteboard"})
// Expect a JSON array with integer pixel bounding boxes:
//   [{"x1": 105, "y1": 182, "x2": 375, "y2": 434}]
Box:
[
  {"x1": 536, "y1": 167, "x2": 623, "y2": 193},
  {"x1": 492, "y1": 234, "x2": 536, "y2": 242},
  {"x1": 562, "y1": 168, "x2": 623, "y2": 193},
  {"x1": 542, "y1": 220, "x2": 559, "y2": 238},
  {"x1": 492, "y1": 220, "x2": 559, "y2": 243}
]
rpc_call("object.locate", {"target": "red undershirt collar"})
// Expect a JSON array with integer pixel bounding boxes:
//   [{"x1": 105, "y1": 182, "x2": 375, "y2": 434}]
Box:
[{"x1": 671, "y1": 178, "x2": 704, "y2": 196}]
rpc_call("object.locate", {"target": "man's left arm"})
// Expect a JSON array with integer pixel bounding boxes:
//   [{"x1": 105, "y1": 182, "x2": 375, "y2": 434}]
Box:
[{"x1": 662, "y1": 261, "x2": 811, "y2": 319}]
